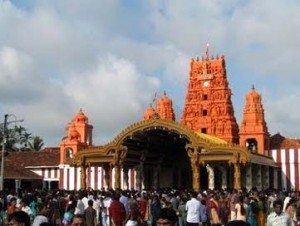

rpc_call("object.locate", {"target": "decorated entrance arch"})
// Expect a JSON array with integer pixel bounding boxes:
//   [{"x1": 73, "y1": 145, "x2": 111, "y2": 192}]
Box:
[{"x1": 72, "y1": 118, "x2": 251, "y2": 191}]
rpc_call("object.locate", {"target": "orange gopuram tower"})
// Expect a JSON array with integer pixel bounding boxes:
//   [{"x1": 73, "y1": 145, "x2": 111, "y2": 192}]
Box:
[
  {"x1": 181, "y1": 55, "x2": 239, "y2": 144},
  {"x1": 156, "y1": 91, "x2": 175, "y2": 120},
  {"x1": 60, "y1": 110, "x2": 93, "y2": 164},
  {"x1": 239, "y1": 86, "x2": 270, "y2": 155}
]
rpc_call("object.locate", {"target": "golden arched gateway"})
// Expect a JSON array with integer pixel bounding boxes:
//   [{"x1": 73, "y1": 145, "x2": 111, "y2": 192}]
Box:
[{"x1": 70, "y1": 118, "x2": 273, "y2": 191}]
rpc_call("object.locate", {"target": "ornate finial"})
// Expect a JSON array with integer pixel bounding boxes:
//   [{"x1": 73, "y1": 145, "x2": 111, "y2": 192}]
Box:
[
  {"x1": 252, "y1": 85, "x2": 255, "y2": 90},
  {"x1": 79, "y1": 108, "x2": 83, "y2": 112},
  {"x1": 164, "y1": 90, "x2": 167, "y2": 96},
  {"x1": 196, "y1": 56, "x2": 199, "y2": 61}
]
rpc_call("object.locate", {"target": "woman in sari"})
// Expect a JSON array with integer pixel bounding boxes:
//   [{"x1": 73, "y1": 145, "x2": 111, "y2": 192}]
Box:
[
  {"x1": 208, "y1": 193, "x2": 220, "y2": 224},
  {"x1": 256, "y1": 193, "x2": 267, "y2": 226},
  {"x1": 235, "y1": 195, "x2": 247, "y2": 222},
  {"x1": 246, "y1": 197, "x2": 258, "y2": 226}
]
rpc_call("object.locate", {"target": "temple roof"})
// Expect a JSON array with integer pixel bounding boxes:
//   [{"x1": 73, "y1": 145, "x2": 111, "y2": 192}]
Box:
[
  {"x1": 3, "y1": 147, "x2": 60, "y2": 179},
  {"x1": 195, "y1": 132, "x2": 228, "y2": 145},
  {"x1": 270, "y1": 133, "x2": 300, "y2": 149}
]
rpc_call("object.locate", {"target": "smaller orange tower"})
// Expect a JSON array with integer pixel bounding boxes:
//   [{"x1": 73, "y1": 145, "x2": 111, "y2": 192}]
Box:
[
  {"x1": 59, "y1": 109, "x2": 93, "y2": 164},
  {"x1": 143, "y1": 104, "x2": 156, "y2": 120},
  {"x1": 156, "y1": 91, "x2": 175, "y2": 120},
  {"x1": 239, "y1": 86, "x2": 270, "y2": 155}
]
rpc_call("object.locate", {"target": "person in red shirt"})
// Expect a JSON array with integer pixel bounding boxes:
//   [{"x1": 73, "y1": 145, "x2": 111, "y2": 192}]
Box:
[
  {"x1": 7, "y1": 197, "x2": 18, "y2": 216},
  {"x1": 138, "y1": 193, "x2": 149, "y2": 225},
  {"x1": 109, "y1": 193, "x2": 126, "y2": 226}
]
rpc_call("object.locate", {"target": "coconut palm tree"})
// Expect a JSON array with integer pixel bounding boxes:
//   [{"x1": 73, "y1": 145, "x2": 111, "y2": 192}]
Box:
[
  {"x1": 28, "y1": 136, "x2": 44, "y2": 151},
  {"x1": 19, "y1": 131, "x2": 32, "y2": 150}
]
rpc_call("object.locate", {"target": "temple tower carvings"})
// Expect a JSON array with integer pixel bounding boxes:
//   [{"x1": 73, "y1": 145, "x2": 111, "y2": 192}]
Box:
[
  {"x1": 143, "y1": 91, "x2": 175, "y2": 121},
  {"x1": 239, "y1": 86, "x2": 269, "y2": 155},
  {"x1": 181, "y1": 55, "x2": 239, "y2": 143},
  {"x1": 156, "y1": 91, "x2": 175, "y2": 120}
]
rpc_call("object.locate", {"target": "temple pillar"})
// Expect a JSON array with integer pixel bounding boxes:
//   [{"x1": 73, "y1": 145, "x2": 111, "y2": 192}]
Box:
[
  {"x1": 42, "y1": 181, "x2": 47, "y2": 190},
  {"x1": 103, "y1": 165, "x2": 111, "y2": 189},
  {"x1": 153, "y1": 165, "x2": 160, "y2": 189},
  {"x1": 187, "y1": 146, "x2": 200, "y2": 191},
  {"x1": 255, "y1": 165, "x2": 262, "y2": 190},
  {"x1": 192, "y1": 164, "x2": 200, "y2": 191},
  {"x1": 246, "y1": 165, "x2": 252, "y2": 191},
  {"x1": 251, "y1": 164, "x2": 262, "y2": 190},
  {"x1": 153, "y1": 156, "x2": 163, "y2": 189},
  {"x1": 48, "y1": 181, "x2": 51, "y2": 191},
  {"x1": 135, "y1": 166, "x2": 142, "y2": 191},
  {"x1": 114, "y1": 165, "x2": 121, "y2": 189},
  {"x1": 261, "y1": 165, "x2": 269, "y2": 190},
  {"x1": 123, "y1": 167, "x2": 129, "y2": 189},
  {"x1": 80, "y1": 165, "x2": 87, "y2": 190},
  {"x1": 112, "y1": 147, "x2": 127, "y2": 189},
  {"x1": 233, "y1": 163, "x2": 241, "y2": 190},
  {"x1": 15, "y1": 179, "x2": 21, "y2": 192},
  {"x1": 206, "y1": 164, "x2": 215, "y2": 190},
  {"x1": 138, "y1": 151, "x2": 147, "y2": 190},
  {"x1": 218, "y1": 166, "x2": 227, "y2": 189}
]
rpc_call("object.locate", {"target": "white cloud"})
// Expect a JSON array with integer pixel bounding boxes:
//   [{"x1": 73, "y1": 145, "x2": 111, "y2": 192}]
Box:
[
  {"x1": 64, "y1": 55, "x2": 160, "y2": 144},
  {"x1": 1, "y1": 0, "x2": 300, "y2": 147}
]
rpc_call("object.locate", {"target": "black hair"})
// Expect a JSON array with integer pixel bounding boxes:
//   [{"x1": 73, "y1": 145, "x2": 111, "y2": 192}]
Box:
[
  {"x1": 238, "y1": 195, "x2": 246, "y2": 215},
  {"x1": 157, "y1": 208, "x2": 178, "y2": 223},
  {"x1": 7, "y1": 211, "x2": 31, "y2": 226},
  {"x1": 40, "y1": 223, "x2": 51, "y2": 226},
  {"x1": 88, "y1": 199, "x2": 94, "y2": 206},
  {"x1": 273, "y1": 199, "x2": 283, "y2": 208}
]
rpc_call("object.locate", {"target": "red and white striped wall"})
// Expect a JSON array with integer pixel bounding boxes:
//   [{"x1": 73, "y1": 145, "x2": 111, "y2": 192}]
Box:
[
  {"x1": 34, "y1": 148, "x2": 300, "y2": 192},
  {"x1": 58, "y1": 165, "x2": 137, "y2": 190},
  {"x1": 30, "y1": 167, "x2": 60, "y2": 182},
  {"x1": 267, "y1": 148, "x2": 300, "y2": 191}
]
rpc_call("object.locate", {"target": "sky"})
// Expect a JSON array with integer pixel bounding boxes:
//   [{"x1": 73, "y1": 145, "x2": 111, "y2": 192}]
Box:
[{"x1": 1, "y1": 0, "x2": 300, "y2": 147}]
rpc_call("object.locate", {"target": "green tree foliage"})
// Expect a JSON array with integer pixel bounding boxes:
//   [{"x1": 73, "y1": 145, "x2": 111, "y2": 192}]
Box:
[
  {"x1": 0, "y1": 125, "x2": 44, "y2": 151},
  {"x1": 28, "y1": 136, "x2": 44, "y2": 151}
]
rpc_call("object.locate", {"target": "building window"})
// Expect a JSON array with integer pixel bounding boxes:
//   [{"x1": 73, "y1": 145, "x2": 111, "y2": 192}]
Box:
[
  {"x1": 246, "y1": 139, "x2": 258, "y2": 153},
  {"x1": 65, "y1": 148, "x2": 73, "y2": 160},
  {"x1": 201, "y1": 128, "x2": 207, "y2": 134},
  {"x1": 203, "y1": 94, "x2": 208, "y2": 100},
  {"x1": 203, "y1": 109, "x2": 208, "y2": 116}
]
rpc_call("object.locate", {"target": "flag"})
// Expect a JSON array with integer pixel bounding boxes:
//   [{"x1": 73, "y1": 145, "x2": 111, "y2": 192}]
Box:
[
  {"x1": 152, "y1": 92, "x2": 157, "y2": 103},
  {"x1": 206, "y1": 43, "x2": 209, "y2": 59}
]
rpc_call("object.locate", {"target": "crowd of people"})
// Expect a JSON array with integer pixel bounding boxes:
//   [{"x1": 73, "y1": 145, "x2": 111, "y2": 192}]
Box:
[{"x1": 0, "y1": 187, "x2": 298, "y2": 226}]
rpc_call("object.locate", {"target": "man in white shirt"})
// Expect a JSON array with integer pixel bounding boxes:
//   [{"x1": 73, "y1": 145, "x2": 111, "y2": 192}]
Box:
[
  {"x1": 185, "y1": 192, "x2": 201, "y2": 226},
  {"x1": 119, "y1": 191, "x2": 129, "y2": 216},
  {"x1": 75, "y1": 193, "x2": 85, "y2": 215},
  {"x1": 267, "y1": 199, "x2": 292, "y2": 226}
]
